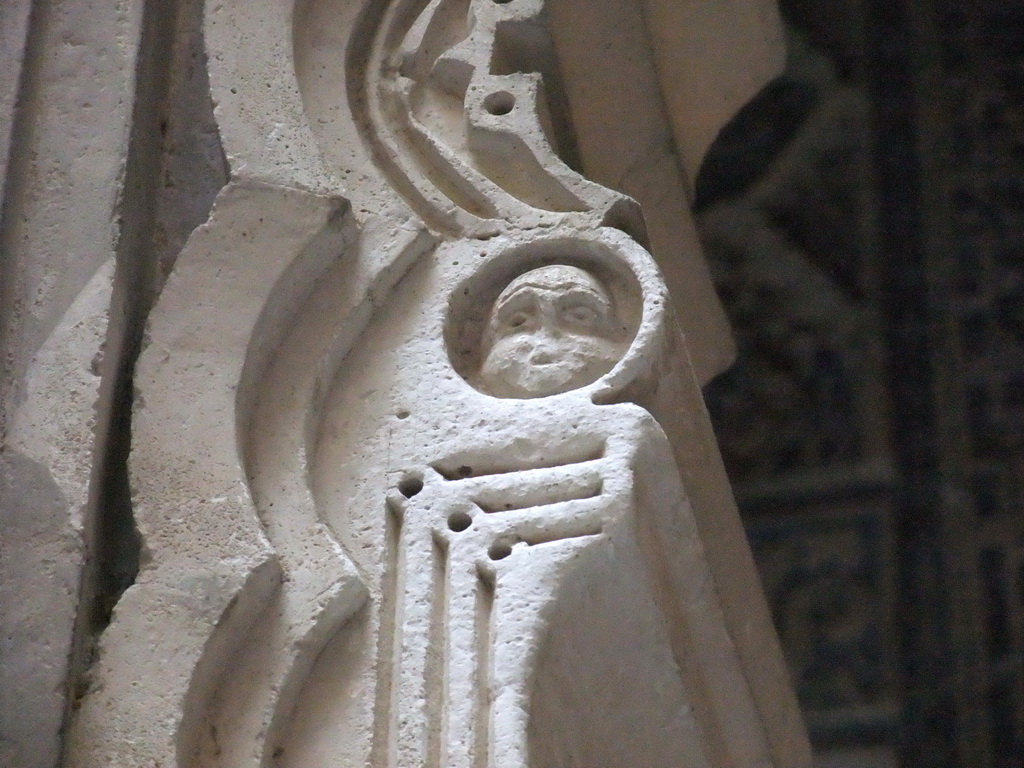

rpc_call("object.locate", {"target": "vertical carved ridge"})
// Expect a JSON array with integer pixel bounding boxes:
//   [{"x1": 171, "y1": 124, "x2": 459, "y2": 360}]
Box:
[
  {"x1": 373, "y1": 497, "x2": 404, "y2": 768},
  {"x1": 427, "y1": 533, "x2": 449, "y2": 768},
  {"x1": 474, "y1": 570, "x2": 495, "y2": 768}
]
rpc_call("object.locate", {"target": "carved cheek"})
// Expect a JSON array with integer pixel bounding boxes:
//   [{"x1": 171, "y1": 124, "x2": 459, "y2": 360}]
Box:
[
  {"x1": 478, "y1": 326, "x2": 621, "y2": 397},
  {"x1": 559, "y1": 334, "x2": 621, "y2": 378},
  {"x1": 482, "y1": 334, "x2": 535, "y2": 377}
]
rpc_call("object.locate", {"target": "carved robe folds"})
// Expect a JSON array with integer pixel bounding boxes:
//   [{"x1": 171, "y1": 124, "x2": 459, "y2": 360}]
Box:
[{"x1": 65, "y1": 0, "x2": 810, "y2": 766}]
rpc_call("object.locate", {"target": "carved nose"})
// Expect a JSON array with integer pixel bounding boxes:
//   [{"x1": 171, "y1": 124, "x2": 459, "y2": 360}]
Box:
[{"x1": 530, "y1": 348, "x2": 556, "y2": 365}]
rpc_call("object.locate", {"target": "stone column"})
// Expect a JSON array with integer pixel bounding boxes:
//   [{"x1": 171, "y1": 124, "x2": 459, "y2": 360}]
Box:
[{"x1": 1, "y1": 1, "x2": 810, "y2": 767}]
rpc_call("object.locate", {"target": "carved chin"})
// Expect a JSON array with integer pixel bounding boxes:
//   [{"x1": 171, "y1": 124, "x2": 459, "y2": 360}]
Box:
[{"x1": 480, "y1": 362, "x2": 586, "y2": 398}]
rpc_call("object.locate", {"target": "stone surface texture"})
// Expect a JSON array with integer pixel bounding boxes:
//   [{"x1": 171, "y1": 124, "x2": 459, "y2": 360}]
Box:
[
  {"x1": 0, "y1": 0, "x2": 146, "y2": 764},
  {"x1": 0, "y1": 1, "x2": 810, "y2": 767}
]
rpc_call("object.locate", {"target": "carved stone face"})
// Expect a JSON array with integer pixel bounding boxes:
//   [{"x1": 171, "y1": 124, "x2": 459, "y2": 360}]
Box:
[{"x1": 476, "y1": 265, "x2": 627, "y2": 398}]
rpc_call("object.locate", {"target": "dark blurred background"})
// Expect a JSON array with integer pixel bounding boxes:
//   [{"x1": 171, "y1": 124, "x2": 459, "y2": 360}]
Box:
[{"x1": 692, "y1": 2, "x2": 1024, "y2": 766}]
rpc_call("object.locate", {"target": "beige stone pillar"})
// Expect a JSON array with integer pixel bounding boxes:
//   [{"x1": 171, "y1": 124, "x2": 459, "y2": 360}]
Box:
[{"x1": 1, "y1": 1, "x2": 809, "y2": 767}]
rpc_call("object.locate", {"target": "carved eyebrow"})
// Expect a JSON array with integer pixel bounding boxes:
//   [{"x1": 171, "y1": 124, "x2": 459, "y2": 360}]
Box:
[
  {"x1": 493, "y1": 285, "x2": 544, "y2": 313},
  {"x1": 493, "y1": 290, "x2": 540, "y2": 320},
  {"x1": 553, "y1": 287, "x2": 612, "y2": 311},
  {"x1": 556, "y1": 286, "x2": 607, "y2": 300}
]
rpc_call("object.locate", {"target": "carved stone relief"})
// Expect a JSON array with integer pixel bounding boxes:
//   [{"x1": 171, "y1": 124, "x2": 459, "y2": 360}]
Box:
[
  {"x1": 470, "y1": 264, "x2": 633, "y2": 398},
  {"x1": 0, "y1": 0, "x2": 813, "y2": 767}
]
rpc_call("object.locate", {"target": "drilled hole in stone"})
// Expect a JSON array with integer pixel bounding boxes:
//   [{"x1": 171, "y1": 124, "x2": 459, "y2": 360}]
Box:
[
  {"x1": 488, "y1": 541, "x2": 513, "y2": 560},
  {"x1": 447, "y1": 511, "x2": 473, "y2": 532},
  {"x1": 398, "y1": 476, "x2": 424, "y2": 498},
  {"x1": 396, "y1": 409, "x2": 411, "y2": 420},
  {"x1": 483, "y1": 91, "x2": 515, "y2": 116}
]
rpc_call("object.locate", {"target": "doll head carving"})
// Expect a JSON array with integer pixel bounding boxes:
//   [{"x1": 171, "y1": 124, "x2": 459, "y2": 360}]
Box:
[{"x1": 474, "y1": 265, "x2": 629, "y2": 398}]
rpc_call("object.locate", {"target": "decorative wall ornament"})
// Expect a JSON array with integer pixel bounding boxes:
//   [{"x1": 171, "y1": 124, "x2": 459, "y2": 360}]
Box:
[
  {"x1": 347, "y1": 0, "x2": 633, "y2": 233},
  {"x1": 52, "y1": 1, "x2": 810, "y2": 767}
]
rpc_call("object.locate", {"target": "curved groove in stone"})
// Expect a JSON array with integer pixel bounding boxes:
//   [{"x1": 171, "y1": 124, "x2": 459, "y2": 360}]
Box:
[
  {"x1": 397, "y1": 87, "x2": 503, "y2": 219},
  {"x1": 226, "y1": 218, "x2": 437, "y2": 767},
  {"x1": 464, "y1": 76, "x2": 588, "y2": 212},
  {"x1": 346, "y1": 0, "x2": 478, "y2": 234},
  {"x1": 338, "y1": 0, "x2": 629, "y2": 233}
]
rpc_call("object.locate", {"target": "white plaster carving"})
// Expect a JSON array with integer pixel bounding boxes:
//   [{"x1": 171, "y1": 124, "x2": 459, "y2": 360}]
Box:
[{"x1": 14, "y1": 1, "x2": 816, "y2": 767}]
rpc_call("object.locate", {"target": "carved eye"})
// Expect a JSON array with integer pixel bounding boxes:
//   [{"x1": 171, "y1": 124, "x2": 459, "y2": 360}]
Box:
[
  {"x1": 563, "y1": 305, "x2": 598, "y2": 325},
  {"x1": 506, "y1": 312, "x2": 531, "y2": 329}
]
